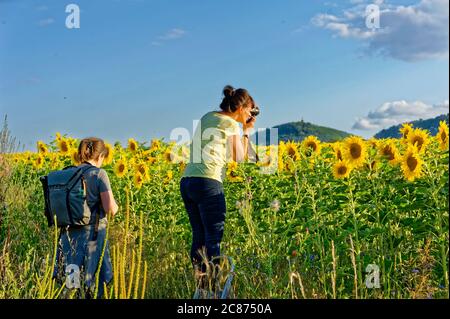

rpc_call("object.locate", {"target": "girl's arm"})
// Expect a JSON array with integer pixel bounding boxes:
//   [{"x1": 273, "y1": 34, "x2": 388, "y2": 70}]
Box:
[{"x1": 100, "y1": 191, "x2": 119, "y2": 216}]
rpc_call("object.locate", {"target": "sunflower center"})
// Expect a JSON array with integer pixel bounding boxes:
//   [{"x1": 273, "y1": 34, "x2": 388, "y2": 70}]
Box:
[
  {"x1": 441, "y1": 131, "x2": 447, "y2": 142},
  {"x1": 350, "y1": 144, "x2": 361, "y2": 159},
  {"x1": 307, "y1": 142, "x2": 317, "y2": 151},
  {"x1": 407, "y1": 155, "x2": 418, "y2": 171},
  {"x1": 383, "y1": 146, "x2": 395, "y2": 160},
  {"x1": 119, "y1": 164, "x2": 125, "y2": 172},
  {"x1": 288, "y1": 147, "x2": 296, "y2": 157},
  {"x1": 412, "y1": 137, "x2": 424, "y2": 149},
  {"x1": 61, "y1": 142, "x2": 68, "y2": 152},
  {"x1": 338, "y1": 166, "x2": 347, "y2": 175}
]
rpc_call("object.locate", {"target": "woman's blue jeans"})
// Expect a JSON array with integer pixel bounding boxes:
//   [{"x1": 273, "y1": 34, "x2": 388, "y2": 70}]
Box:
[{"x1": 180, "y1": 177, "x2": 226, "y2": 270}]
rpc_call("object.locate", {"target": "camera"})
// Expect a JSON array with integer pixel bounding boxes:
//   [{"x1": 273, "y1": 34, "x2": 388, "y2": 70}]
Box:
[{"x1": 247, "y1": 105, "x2": 260, "y2": 123}]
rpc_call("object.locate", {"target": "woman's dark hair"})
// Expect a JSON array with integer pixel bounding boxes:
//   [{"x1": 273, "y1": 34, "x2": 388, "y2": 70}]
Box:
[
  {"x1": 219, "y1": 85, "x2": 255, "y2": 113},
  {"x1": 76, "y1": 137, "x2": 109, "y2": 163}
]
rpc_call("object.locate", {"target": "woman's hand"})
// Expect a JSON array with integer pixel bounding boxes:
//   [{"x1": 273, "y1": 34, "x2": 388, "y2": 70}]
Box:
[{"x1": 243, "y1": 116, "x2": 256, "y2": 133}]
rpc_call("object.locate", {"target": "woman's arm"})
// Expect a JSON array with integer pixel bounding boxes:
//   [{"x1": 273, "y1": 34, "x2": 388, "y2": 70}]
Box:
[
  {"x1": 228, "y1": 117, "x2": 256, "y2": 162},
  {"x1": 100, "y1": 190, "x2": 119, "y2": 217},
  {"x1": 229, "y1": 134, "x2": 246, "y2": 162}
]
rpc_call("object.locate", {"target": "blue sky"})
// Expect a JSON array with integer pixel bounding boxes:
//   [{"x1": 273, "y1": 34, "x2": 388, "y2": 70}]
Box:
[{"x1": 0, "y1": 0, "x2": 448, "y2": 150}]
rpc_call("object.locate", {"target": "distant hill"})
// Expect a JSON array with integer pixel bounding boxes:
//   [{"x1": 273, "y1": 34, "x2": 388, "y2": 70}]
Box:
[
  {"x1": 374, "y1": 113, "x2": 449, "y2": 139},
  {"x1": 255, "y1": 119, "x2": 351, "y2": 144}
]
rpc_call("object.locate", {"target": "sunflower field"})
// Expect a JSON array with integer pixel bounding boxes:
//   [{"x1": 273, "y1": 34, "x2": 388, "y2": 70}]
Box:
[{"x1": 0, "y1": 122, "x2": 448, "y2": 299}]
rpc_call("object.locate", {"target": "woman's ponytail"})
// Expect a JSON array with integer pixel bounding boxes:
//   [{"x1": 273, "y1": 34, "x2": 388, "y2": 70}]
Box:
[{"x1": 77, "y1": 138, "x2": 108, "y2": 163}]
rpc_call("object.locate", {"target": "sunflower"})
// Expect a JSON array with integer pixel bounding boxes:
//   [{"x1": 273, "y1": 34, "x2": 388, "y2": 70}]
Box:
[
  {"x1": 58, "y1": 138, "x2": 70, "y2": 155},
  {"x1": 146, "y1": 155, "x2": 157, "y2": 165},
  {"x1": 332, "y1": 143, "x2": 343, "y2": 161},
  {"x1": 55, "y1": 132, "x2": 62, "y2": 142},
  {"x1": 332, "y1": 160, "x2": 352, "y2": 179},
  {"x1": 284, "y1": 157, "x2": 296, "y2": 173},
  {"x1": 49, "y1": 153, "x2": 60, "y2": 170},
  {"x1": 401, "y1": 145, "x2": 423, "y2": 182},
  {"x1": 24, "y1": 151, "x2": 33, "y2": 164},
  {"x1": 437, "y1": 120, "x2": 449, "y2": 151},
  {"x1": 128, "y1": 138, "x2": 138, "y2": 153},
  {"x1": 114, "y1": 143, "x2": 123, "y2": 152},
  {"x1": 164, "y1": 149, "x2": 174, "y2": 163},
  {"x1": 114, "y1": 159, "x2": 128, "y2": 178},
  {"x1": 133, "y1": 171, "x2": 144, "y2": 189},
  {"x1": 399, "y1": 123, "x2": 413, "y2": 140},
  {"x1": 407, "y1": 128, "x2": 429, "y2": 153},
  {"x1": 135, "y1": 162, "x2": 150, "y2": 181},
  {"x1": 33, "y1": 154, "x2": 45, "y2": 169},
  {"x1": 342, "y1": 136, "x2": 367, "y2": 168},
  {"x1": 302, "y1": 136, "x2": 321, "y2": 157},
  {"x1": 285, "y1": 141, "x2": 300, "y2": 161},
  {"x1": 150, "y1": 139, "x2": 162, "y2": 152},
  {"x1": 103, "y1": 143, "x2": 114, "y2": 166},
  {"x1": 227, "y1": 160, "x2": 238, "y2": 172},
  {"x1": 367, "y1": 138, "x2": 379, "y2": 149},
  {"x1": 37, "y1": 141, "x2": 48, "y2": 155},
  {"x1": 226, "y1": 161, "x2": 243, "y2": 182},
  {"x1": 378, "y1": 140, "x2": 400, "y2": 165}
]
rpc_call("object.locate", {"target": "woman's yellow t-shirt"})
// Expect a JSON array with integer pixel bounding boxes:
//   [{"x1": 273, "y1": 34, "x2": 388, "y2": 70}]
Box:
[{"x1": 183, "y1": 111, "x2": 241, "y2": 183}]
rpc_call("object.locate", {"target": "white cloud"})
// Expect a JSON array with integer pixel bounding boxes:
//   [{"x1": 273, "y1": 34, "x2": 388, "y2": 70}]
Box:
[
  {"x1": 157, "y1": 28, "x2": 186, "y2": 40},
  {"x1": 312, "y1": 0, "x2": 449, "y2": 61},
  {"x1": 152, "y1": 28, "x2": 187, "y2": 46},
  {"x1": 37, "y1": 18, "x2": 54, "y2": 27},
  {"x1": 352, "y1": 100, "x2": 449, "y2": 130}
]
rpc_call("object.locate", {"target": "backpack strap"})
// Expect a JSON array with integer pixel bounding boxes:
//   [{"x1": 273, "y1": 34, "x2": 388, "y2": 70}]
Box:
[
  {"x1": 79, "y1": 162, "x2": 98, "y2": 175},
  {"x1": 79, "y1": 163, "x2": 102, "y2": 241}
]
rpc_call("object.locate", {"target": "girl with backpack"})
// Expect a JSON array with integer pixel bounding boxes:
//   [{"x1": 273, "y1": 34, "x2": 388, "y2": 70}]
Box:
[{"x1": 59, "y1": 137, "x2": 119, "y2": 298}]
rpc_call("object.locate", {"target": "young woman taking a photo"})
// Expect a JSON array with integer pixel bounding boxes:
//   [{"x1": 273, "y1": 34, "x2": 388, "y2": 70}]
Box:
[{"x1": 180, "y1": 85, "x2": 258, "y2": 279}]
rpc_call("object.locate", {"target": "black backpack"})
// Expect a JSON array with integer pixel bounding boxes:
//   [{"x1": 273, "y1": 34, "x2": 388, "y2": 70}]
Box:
[{"x1": 40, "y1": 164, "x2": 97, "y2": 227}]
